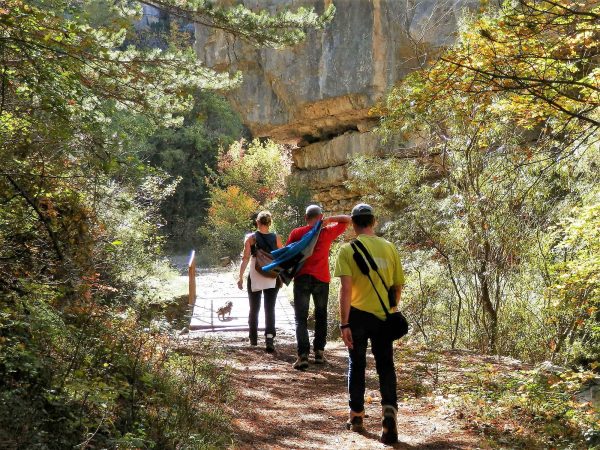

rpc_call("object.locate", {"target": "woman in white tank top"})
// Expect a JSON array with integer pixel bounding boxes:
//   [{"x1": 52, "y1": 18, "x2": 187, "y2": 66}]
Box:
[{"x1": 237, "y1": 211, "x2": 283, "y2": 352}]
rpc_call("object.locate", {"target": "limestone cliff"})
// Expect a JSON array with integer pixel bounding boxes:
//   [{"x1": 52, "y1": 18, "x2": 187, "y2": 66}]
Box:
[{"x1": 194, "y1": 0, "x2": 473, "y2": 212}]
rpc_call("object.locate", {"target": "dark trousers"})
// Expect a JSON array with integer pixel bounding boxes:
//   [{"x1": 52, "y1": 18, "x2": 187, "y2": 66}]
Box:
[
  {"x1": 247, "y1": 276, "x2": 278, "y2": 340},
  {"x1": 293, "y1": 274, "x2": 329, "y2": 355},
  {"x1": 348, "y1": 307, "x2": 398, "y2": 413}
]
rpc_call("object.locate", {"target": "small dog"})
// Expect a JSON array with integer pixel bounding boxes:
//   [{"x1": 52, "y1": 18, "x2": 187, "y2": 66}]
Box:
[{"x1": 216, "y1": 301, "x2": 233, "y2": 321}]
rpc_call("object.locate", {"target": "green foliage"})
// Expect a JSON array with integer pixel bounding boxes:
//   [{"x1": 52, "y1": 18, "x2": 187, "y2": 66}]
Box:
[
  {"x1": 350, "y1": 99, "x2": 559, "y2": 354},
  {"x1": 144, "y1": 0, "x2": 336, "y2": 48},
  {"x1": 400, "y1": 252, "x2": 456, "y2": 349},
  {"x1": 267, "y1": 175, "x2": 312, "y2": 248},
  {"x1": 394, "y1": 346, "x2": 599, "y2": 448},
  {"x1": 200, "y1": 138, "x2": 300, "y2": 261},
  {"x1": 143, "y1": 91, "x2": 246, "y2": 250},
  {"x1": 1, "y1": 0, "x2": 233, "y2": 131},
  {"x1": 0, "y1": 293, "x2": 233, "y2": 448},
  {"x1": 0, "y1": 0, "x2": 333, "y2": 445},
  {"x1": 438, "y1": 0, "x2": 600, "y2": 130},
  {"x1": 455, "y1": 368, "x2": 600, "y2": 448},
  {"x1": 353, "y1": 0, "x2": 599, "y2": 366},
  {"x1": 547, "y1": 187, "x2": 600, "y2": 365},
  {"x1": 214, "y1": 138, "x2": 290, "y2": 204},
  {"x1": 199, "y1": 185, "x2": 258, "y2": 260}
]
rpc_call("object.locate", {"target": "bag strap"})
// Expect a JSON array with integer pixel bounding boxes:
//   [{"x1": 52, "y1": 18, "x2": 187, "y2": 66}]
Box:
[
  {"x1": 350, "y1": 242, "x2": 391, "y2": 319},
  {"x1": 254, "y1": 232, "x2": 273, "y2": 252},
  {"x1": 353, "y1": 239, "x2": 390, "y2": 291},
  {"x1": 254, "y1": 231, "x2": 263, "y2": 250}
]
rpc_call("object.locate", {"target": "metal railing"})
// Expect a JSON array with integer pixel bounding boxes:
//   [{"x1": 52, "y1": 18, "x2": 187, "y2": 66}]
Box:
[{"x1": 188, "y1": 250, "x2": 196, "y2": 306}]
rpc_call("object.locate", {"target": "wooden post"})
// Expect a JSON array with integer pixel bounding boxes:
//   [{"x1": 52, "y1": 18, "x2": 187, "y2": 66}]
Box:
[{"x1": 188, "y1": 250, "x2": 196, "y2": 306}]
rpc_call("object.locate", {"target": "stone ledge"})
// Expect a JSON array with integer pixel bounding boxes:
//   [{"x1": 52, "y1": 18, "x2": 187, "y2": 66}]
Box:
[{"x1": 293, "y1": 130, "x2": 387, "y2": 170}]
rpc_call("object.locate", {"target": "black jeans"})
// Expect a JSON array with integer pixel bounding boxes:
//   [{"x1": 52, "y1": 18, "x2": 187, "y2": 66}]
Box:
[
  {"x1": 247, "y1": 276, "x2": 279, "y2": 340},
  {"x1": 348, "y1": 307, "x2": 397, "y2": 413},
  {"x1": 293, "y1": 274, "x2": 329, "y2": 355}
]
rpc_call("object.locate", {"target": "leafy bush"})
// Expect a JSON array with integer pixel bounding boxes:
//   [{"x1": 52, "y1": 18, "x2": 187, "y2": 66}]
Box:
[
  {"x1": 455, "y1": 368, "x2": 600, "y2": 449},
  {"x1": 214, "y1": 139, "x2": 289, "y2": 204},
  {"x1": 0, "y1": 290, "x2": 233, "y2": 449},
  {"x1": 392, "y1": 346, "x2": 599, "y2": 449},
  {"x1": 200, "y1": 139, "x2": 304, "y2": 262},
  {"x1": 546, "y1": 188, "x2": 600, "y2": 367},
  {"x1": 0, "y1": 169, "x2": 233, "y2": 448},
  {"x1": 142, "y1": 91, "x2": 246, "y2": 251},
  {"x1": 326, "y1": 242, "x2": 343, "y2": 340},
  {"x1": 348, "y1": 0, "x2": 600, "y2": 366},
  {"x1": 200, "y1": 185, "x2": 259, "y2": 260}
]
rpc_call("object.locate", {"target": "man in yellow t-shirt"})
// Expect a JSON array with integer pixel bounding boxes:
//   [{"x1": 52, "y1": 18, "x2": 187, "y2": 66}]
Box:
[{"x1": 333, "y1": 203, "x2": 405, "y2": 445}]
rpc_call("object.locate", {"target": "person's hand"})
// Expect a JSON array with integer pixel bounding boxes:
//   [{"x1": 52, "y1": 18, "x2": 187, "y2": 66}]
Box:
[
  {"x1": 341, "y1": 327, "x2": 353, "y2": 350},
  {"x1": 237, "y1": 278, "x2": 243, "y2": 290}
]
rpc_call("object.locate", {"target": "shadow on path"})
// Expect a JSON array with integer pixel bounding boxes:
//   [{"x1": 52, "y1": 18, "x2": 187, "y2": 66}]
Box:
[
  {"x1": 212, "y1": 334, "x2": 481, "y2": 450},
  {"x1": 182, "y1": 270, "x2": 481, "y2": 449}
]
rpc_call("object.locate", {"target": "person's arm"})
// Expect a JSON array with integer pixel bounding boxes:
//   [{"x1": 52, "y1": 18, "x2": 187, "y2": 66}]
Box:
[
  {"x1": 323, "y1": 215, "x2": 351, "y2": 225},
  {"x1": 391, "y1": 285, "x2": 402, "y2": 311},
  {"x1": 285, "y1": 229, "x2": 298, "y2": 245},
  {"x1": 323, "y1": 215, "x2": 351, "y2": 240},
  {"x1": 392, "y1": 245, "x2": 405, "y2": 307},
  {"x1": 237, "y1": 235, "x2": 253, "y2": 290},
  {"x1": 339, "y1": 275, "x2": 353, "y2": 349},
  {"x1": 276, "y1": 234, "x2": 283, "y2": 249},
  {"x1": 395, "y1": 285, "x2": 402, "y2": 303}
]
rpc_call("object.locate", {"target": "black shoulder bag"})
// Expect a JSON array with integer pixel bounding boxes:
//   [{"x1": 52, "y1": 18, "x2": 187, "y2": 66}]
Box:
[{"x1": 350, "y1": 240, "x2": 409, "y2": 341}]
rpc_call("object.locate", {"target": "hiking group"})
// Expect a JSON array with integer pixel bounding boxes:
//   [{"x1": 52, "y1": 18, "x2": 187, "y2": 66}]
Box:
[{"x1": 237, "y1": 203, "x2": 405, "y2": 445}]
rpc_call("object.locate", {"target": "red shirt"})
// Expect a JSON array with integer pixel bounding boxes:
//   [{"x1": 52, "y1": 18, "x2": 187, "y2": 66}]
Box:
[{"x1": 286, "y1": 222, "x2": 348, "y2": 283}]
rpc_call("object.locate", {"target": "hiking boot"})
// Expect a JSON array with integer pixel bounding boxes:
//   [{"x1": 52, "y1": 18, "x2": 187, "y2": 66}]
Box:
[
  {"x1": 314, "y1": 349, "x2": 326, "y2": 364},
  {"x1": 293, "y1": 354, "x2": 309, "y2": 370},
  {"x1": 346, "y1": 410, "x2": 365, "y2": 432},
  {"x1": 380, "y1": 405, "x2": 398, "y2": 444},
  {"x1": 265, "y1": 335, "x2": 275, "y2": 353}
]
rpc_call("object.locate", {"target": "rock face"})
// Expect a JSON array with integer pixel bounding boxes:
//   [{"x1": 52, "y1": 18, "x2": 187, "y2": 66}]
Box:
[
  {"x1": 292, "y1": 131, "x2": 390, "y2": 210},
  {"x1": 194, "y1": 0, "x2": 472, "y2": 212}
]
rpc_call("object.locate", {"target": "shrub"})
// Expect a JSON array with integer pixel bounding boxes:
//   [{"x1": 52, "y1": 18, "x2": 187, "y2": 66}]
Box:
[
  {"x1": 0, "y1": 292, "x2": 232, "y2": 449},
  {"x1": 200, "y1": 139, "x2": 299, "y2": 262},
  {"x1": 199, "y1": 186, "x2": 258, "y2": 260}
]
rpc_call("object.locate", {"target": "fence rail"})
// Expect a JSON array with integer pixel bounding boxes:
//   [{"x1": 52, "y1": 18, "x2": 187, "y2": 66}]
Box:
[{"x1": 188, "y1": 250, "x2": 196, "y2": 306}]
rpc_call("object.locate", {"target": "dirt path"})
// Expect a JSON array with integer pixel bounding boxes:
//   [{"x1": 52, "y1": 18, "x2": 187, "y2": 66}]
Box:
[
  {"x1": 184, "y1": 331, "x2": 484, "y2": 449},
  {"x1": 181, "y1": 270, "x2": 484, "y2": 448}
]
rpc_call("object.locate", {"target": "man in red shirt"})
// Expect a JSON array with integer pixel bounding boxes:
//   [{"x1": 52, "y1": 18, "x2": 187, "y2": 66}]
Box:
[{"x1": 287, "y1": 205, "x2": 350, "y2": 370}]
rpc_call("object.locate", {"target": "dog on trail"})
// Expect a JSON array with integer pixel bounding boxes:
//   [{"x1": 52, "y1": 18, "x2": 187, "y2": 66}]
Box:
[{"x1": 216, "y1": 301, "x2": 233, "y2": 321}]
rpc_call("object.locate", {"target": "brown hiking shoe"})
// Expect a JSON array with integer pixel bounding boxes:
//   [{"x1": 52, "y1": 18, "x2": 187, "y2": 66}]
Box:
[
  {"x1": 293, "y1": 354, "x2": 309, "y2": 370},
  {"x1": 380, "y1": 405, "x2": 398, "y2": 444},
  {"x1": 314, "y1": 349, "x2": 326, "y2": 364},
  {"x1": 346, "y1": 410, "x2": 365, "y2": 432}
]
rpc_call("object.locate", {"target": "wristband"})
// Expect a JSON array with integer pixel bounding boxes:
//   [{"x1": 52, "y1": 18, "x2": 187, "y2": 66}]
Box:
[{"x1": 339, "y1": 323, "x2": 350, "y2": 330}]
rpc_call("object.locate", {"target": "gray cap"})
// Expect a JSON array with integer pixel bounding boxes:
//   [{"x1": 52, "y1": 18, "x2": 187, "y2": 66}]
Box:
[
  {"x1": 305, "y1": 204, "x2": 322, "y2": 216},
  {"x1": 351, "y1": 203, "x2": 374, "y2": 217}
]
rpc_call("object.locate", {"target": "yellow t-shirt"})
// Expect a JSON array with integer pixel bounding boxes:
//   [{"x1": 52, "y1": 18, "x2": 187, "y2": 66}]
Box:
[{"x1": 334, "y1": 234, "x2": 405, "y2": 321}]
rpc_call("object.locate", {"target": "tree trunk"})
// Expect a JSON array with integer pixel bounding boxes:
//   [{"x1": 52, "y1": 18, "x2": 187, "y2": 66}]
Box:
[{"x1": 477, "y1": 267, "x2": 498, "y2": 353}]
